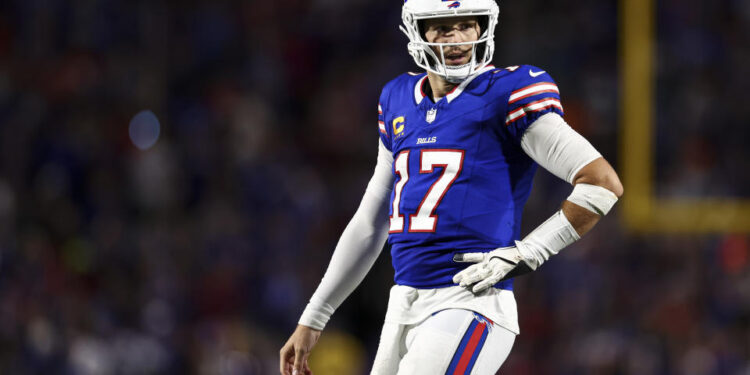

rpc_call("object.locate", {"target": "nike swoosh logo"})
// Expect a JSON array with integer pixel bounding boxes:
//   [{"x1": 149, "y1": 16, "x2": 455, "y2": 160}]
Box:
[{"x1": 529, "y1": 69, "x2": 545, "y2": 77}]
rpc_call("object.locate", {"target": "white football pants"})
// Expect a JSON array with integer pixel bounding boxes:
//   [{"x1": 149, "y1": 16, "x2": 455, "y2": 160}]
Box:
[{"x1": 370, "y1": 309, "x2": 516, "y2": 375}]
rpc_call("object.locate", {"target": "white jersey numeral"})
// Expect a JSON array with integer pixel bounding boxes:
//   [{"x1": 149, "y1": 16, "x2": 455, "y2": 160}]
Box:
[
  {"x1": 389, "y1": 149, "x2": 465, "y2": 233},
  {"x1": 409, "y1": 150, "x2": 464, "y2": 232},
  {"x1": 389, "y1": 151, "x2": 410, "y2": 233}
]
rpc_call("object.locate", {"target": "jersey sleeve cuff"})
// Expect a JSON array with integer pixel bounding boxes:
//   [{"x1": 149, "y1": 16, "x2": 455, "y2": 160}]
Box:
[{"x1": 298, "y1": 299, "x2": 336, "y2": 331}]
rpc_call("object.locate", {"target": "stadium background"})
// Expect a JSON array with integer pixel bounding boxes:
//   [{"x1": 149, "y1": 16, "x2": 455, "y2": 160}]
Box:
[{"x1": 0, "y1": 0, "x2": 748, "y2": 373}]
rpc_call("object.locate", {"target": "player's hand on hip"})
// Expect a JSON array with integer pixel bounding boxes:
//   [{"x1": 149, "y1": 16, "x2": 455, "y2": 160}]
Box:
[
  {"x1": 452, "y1": 246, "x2": 525, "y2": 293},
  {"x1": 279, "y1": 324, "x2": 321, "y2": 375}
]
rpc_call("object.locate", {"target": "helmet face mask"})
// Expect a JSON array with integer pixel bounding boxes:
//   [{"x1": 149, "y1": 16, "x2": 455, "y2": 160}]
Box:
[{"x1": 400, "y1": 0, "x2": 499, "y2": 83}]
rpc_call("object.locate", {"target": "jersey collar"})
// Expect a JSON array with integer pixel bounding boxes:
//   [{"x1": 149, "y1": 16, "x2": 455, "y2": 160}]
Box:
[
  {"x1": 414, "y1": 75, "x2": 429, "y2": 105},
  {"x1": 413, "y1": 65, "x2": 495, "y2": 105}
]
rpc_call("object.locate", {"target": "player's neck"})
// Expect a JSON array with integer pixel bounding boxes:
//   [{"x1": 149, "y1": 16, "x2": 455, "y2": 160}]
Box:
[{"x1": 426, "y1": 72, "x2": 458, "y2": 102}]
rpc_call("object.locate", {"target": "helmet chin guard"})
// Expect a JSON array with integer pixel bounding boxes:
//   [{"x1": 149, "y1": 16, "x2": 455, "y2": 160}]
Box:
[{"x1": 401, "y1": 0, "x2": 499, "y2": 83}]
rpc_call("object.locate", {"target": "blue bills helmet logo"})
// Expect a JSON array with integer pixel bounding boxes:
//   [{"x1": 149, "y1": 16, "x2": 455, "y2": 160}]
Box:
[{"x1": 442, "y1": 0, "x2": 461, "y2": 8}]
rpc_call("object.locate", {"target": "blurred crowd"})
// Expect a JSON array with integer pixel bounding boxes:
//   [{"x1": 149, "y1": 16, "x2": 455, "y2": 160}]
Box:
[{"x1": 0, "y1": 0, "x2": 747, "y2": 374}]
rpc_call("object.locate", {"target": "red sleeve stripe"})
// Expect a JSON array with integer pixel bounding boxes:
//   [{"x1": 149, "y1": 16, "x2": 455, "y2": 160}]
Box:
[
  {"x1": 378, "y1": 104, "x2": 383, "y2": 115},
  {"x1": 378, "y1": 121, "x2": 387, "y2": 133},
  {"x1": 505, "y1": 98, "x2": 563, "y2": 125},
  {"x1": 508, "y1": 82, "x2": 559, "y2": 104}
]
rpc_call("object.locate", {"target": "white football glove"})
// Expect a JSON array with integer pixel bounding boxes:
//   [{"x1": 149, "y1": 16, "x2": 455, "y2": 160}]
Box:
[{"x1": 452, "y1": 246, "x2": 527, "y2": 293}]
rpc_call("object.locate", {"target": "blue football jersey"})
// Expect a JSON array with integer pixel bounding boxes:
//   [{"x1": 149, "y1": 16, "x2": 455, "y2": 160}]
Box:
[{"x1": 377, "y1": 65, "x2": 565, "y2": 289}]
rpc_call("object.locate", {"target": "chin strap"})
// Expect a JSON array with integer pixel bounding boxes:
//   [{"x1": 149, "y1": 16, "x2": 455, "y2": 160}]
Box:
[
  {"x1": 437, "y1": 46, "x2": 478, "y2": 83},
  {"x1": 443, "y1": 63, "x2": 474, "y2": 83}
]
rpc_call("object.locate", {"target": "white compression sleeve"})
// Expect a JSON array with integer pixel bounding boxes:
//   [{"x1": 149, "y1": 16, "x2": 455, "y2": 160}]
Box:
[
  {"x1": 515, "y1": 113, "x2": 616, "y2": 269},
  {"x1": 520, "y1": 112, "x2": 602, "y2": 184},
  {"x1": 298, "y1": 139, "x2": 394, "y2": 330}
]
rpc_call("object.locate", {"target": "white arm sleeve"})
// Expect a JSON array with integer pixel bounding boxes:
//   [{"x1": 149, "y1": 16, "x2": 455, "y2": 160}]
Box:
[
  {"x1": 520, "y1": 112, "x2": 602, "y2": 184},
  {"x1": 515, "y1": 113, "x2": 619, "y2": 270},
  {"x1": 298, "y1": 139, "x2": 394, "y2": 330}
]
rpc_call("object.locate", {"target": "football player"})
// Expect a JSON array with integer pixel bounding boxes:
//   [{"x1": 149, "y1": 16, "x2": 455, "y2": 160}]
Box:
[{"x1": 280, "y1": 0, "x2": 623, "y2": 374}]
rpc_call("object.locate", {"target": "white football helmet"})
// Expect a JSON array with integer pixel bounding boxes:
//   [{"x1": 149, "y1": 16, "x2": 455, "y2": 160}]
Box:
[{"x1": 400, "y1": 0, "x2": 499, "y2": 83}]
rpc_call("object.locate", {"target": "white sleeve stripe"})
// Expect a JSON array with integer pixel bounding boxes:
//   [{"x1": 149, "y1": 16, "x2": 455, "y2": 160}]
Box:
[
  {"x1": 509, "y1": 82, "x2": 559, "y2": 103},
  {"x1": 378, "y1": 121, "x2": 386, "y2": 133},
  {"x1": 506, "y1": 98, "x2": 563, "y2": 124},
  {"x1": 509, "y1": 88, "x2": 559, "y2": 104}
]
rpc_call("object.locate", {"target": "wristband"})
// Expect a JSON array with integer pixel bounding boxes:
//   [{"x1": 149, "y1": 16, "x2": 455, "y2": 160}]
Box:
[{"x1": 566, "y1": 183, "x2": 619, "y2": 216}]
